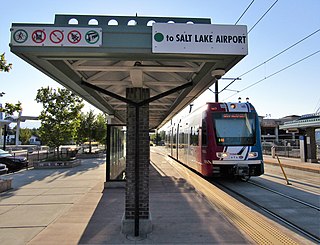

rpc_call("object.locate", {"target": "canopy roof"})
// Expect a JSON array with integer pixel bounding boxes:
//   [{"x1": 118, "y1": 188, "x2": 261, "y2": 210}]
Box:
[{"x1": 10, "y1": 14, "x2": 247, "y2": 129}]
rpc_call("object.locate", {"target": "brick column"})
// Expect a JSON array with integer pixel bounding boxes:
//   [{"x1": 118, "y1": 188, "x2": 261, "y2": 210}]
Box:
[{"x1": 122, "y1": 88, "x2": 151, "y2": 236}]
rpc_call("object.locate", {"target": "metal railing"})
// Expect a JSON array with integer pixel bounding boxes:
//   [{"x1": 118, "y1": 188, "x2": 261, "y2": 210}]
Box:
[
  {"x1": 263, "y1": 145, "x2": 300, "y2": 158},
  {"x1": 263, "y1": 145, "x2": 320, "y2": 160},
  {"x1": 11, "y1": 149, "x2": 78, "y2": 168}
]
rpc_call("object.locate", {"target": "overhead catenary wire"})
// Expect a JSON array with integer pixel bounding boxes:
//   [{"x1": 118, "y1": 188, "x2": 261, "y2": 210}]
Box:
[
  {"x1": 314, "y1": 98, "x2": 320, "y2": 113},
  {"x1": 240, "y1": 29, "x2": 320, "y2": 78},
  {"x1": 248, "y1": 0, "x2": 279, "y2": 34},
  {"x1": 234, "y1": 0, "x2": 255, "y2": 25},
  {"x1": 223, "y1": 50, "x2": 320, "y2": 101},
  {"x1": 218, "y1": 28, "x2": 320, "y2": 95},
  {"x1": 219, "y1": 2, "x2": 318, "y2": 95},
  {"x1": 233, "y1": 1, "x2": 319, "y2": 79},
  {"x1": 211, "y1": 1, "x2": 318, "y2": 102}
]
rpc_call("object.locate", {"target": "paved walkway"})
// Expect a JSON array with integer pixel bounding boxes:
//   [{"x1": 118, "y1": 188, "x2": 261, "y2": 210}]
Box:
[
  {"x1": 0, "y1": 158, "x2": 106, "y2": 245},
  {"x1": 0, "y1": 156, "x2": 252, "y2": 245},
  {"x1": 0, "y1": 153, "x2": 317, "y2": 244},
  {"x1": 263, "y1": 155, "x2": 320, "y2": 173}
]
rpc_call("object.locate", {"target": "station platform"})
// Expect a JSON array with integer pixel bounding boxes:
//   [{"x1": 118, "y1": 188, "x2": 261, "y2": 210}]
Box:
[
  {"x1": 0, "y1": 157, "x2": 251, "y2": 244},
  {"x1": 263, "y1": 155, "x2": 320, "y2": 173},
  {"x1": 0, "y1": 152, "x2": 314, "y2": 244}
]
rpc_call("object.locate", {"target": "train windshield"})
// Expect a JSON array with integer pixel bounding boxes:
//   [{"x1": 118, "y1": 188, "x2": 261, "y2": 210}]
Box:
[{"x1": 212, "y1": 112, "x2": 256, "y2": 146}]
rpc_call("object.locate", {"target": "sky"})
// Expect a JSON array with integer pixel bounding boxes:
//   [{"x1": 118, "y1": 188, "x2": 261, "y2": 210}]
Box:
[{"x1": 0, "y1": 0, "x2": 319, "y2": 128}]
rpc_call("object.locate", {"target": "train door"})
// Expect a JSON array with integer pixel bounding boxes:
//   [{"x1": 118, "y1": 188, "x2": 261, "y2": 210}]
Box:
[
  {"x1": 178, "y1": 122, "x2": 186, "y2": 163},
  {"x1": 185, "y1": 124, "x2": 190, "y2": 166},
  {"x1": 172, "y1": 125, "x2": 178, "y2": 159},
  {"x1": 201, "y1": 112, "x2": 208, "y2": 163},
  {"x1": 170, "y1": 126, "x2": 173, "y2": 156},
  {"x1": 165, "y1": 127, "x2": 173, "y2": 156},
  {"x1": 189, "y1": 124, "x2": 199, "y2": 168}
]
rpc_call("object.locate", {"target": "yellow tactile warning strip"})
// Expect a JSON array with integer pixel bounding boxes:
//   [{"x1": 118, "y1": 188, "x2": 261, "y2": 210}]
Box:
[{"x1": 166, "y1": 157, "x2": 302, "y2": 245}]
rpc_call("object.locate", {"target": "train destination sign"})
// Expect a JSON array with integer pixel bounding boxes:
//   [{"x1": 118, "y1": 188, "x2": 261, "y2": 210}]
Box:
[
  {"x1": 152, "y1": 23, "x2": 248, "y2": 55},
  {"x1": 11, "y1": 27, "x2": 102, "y2": 47}
]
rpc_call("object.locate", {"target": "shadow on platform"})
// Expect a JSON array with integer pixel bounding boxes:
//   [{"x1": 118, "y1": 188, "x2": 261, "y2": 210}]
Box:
[{"x1": 79, "y1": 165, "x2": 250, "y2": 244}]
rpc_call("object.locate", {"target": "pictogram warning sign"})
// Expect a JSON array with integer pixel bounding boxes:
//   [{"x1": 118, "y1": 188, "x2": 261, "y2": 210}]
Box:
[
  {"x1": 11, "y1": 27, "x2": 102, "y2": 47},
  {"x1": 32, "y1": 30, "x2": 46, "y2": 43},
  {"x1": 13, "y1": 29, "x2": 28, "y2": 43},
  {"x1": 50, "y1": 30, "x2": 64, "y2": 44},
  {"x1": 85, "y1": 30, "x2": 100, "y2": 44},
  {"x1": 68, "y1": 30, "x2": 81, "y2": 44}
]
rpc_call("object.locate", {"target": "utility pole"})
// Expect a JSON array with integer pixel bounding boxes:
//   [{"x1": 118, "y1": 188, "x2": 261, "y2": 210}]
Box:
[
  {"x1": 0, "y1": 93, "x2": 4, "y2": 148},
  {"x1": 215, "y1": 80, "x2": 219, "y2": 102},
  {"x1": 211, "y1": 69, "x2": 226, "y2": 103},
  {"x1": 3, "y1": 124, "x2": 7, "y2": 150}
]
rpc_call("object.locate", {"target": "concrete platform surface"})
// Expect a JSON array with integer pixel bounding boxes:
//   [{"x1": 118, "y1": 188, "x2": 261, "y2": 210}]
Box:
[
  {"x1": 0, "y1": 158, "x2": 105, "y2": 245},
  {"x1": 1, "y1": 151, "x2": 316, "y2": 244},
  {"x1": 263, "y1": 155, "x2": 320, "y2": 173},
  {"x1": 0, "y1": 157, "x2": 251, "y2": 245}
]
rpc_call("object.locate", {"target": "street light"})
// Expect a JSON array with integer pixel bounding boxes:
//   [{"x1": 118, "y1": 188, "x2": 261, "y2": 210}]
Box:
[{"x1": 211, "y1": 69, "x2": 226, "y2": 102}]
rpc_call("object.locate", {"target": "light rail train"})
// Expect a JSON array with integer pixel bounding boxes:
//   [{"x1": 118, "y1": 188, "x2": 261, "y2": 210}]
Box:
[{"x1": 165, "y1": 102, "x2": 264, "y2": 179}]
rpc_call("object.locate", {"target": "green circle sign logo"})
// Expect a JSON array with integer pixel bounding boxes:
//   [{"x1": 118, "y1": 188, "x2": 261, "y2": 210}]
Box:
[
  {"x1": 154, "y1": 33, "x2": 164, "y2": 42},
  {"x1": 85, "y1": 30, "x2": 100, "y2": 44}
]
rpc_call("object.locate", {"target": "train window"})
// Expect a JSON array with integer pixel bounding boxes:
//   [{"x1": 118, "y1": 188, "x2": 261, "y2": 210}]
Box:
[
  {"x1": 165, "y1": 132, "x2": 170, "y2": 146},
  {"x1": 173, "y1": 128, "x2": 177, "y2": 144},
  {"x1": 190, "y1": 126, "x2": 199, "y2": 146},
  {"x1": 184, "y1": 131, "x2": 188, "y2": 146},
  {"x1": 179, "y1": 131, "x2": 185, "y2": 148},
  {"x1": 202, "y1": 119, "x2": 207, "y2": 146},
  {"x1": 212, "y1": 112, "x2": 256, "y2": 146}
]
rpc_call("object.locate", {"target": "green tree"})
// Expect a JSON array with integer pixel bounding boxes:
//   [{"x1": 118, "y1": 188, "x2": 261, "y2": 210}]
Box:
[
  {"x1": 0, "y1": 102, "x2": 22, "y2": 115},
  {"x1": 35, "y1": 87, "x2": 84, "y2": 157},
  {"x1": 93, "y1": 113, "x2": 107, "y2": 145},
  {"x1": 78, "y1": 110, "x2": 96, "y2": 153},
  {"x1": 0, "y1": 53, "x2": 12, "y2": 72},
  {"x1": 20, "y1": 128, "x2": 32, "y2": 145},
  {"x1": 77, "y1": 112, "x2": 107, "y2": 152},
  {"x1": 150, "y1": 130, "x2": 165, "y2": 145},
  {"x1": 0, "y1": 52, "x2": 19, "y2": 121}
]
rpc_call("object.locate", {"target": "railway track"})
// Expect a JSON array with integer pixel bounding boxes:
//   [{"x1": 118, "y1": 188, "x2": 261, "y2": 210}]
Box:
[
  {"x1": 214, "y1": 180, "x2": 320, "y2": 244},
  {"x1": 151, "y1": 148, "x2": 317, "y2": 244},
  {"x1": 263, "y1": 173, "x2": 320, "y2": 192},
  {"x1": 264, "y1": 163, "x2": 320, "y2": 192},
  {"x1": 247, "y1": 180, "x2": 320, "y2": 211}
]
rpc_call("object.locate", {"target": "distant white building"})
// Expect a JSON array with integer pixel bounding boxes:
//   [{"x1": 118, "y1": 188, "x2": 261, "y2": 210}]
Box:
[
  {"x1": 29, "y1": 135, "x2": 41, "y2": 145},
  {"x1": 0, "y1": 135, "x2": 17, "y2": 144},
  {"x1": 0, "y1": 110, "x2": 39, "y2": 146}
]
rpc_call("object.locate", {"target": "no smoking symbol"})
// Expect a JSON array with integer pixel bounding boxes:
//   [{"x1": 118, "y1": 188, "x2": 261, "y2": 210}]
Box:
[{"x1": 50, "y1": 30, "x2": 64, "y2": 44}]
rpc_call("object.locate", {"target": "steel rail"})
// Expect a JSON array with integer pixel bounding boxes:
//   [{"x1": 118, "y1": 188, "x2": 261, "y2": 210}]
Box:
[
  {"x1": 247, "y1": 180, "x2": 320, "y2": 211},
  {"x1": 215, "y1": 181, "x2": 320, "y2": 244},
  {"x1": 263, "y1": 173, "x2": 320, "y2": 191},
  {"x1": 151, "y1": 149, "x2": 304, "y2": 244}
]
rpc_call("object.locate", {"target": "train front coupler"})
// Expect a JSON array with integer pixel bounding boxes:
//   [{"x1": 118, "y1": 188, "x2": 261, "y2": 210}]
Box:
[{"x1": 233, "y1": 163, "x2": 250, "y2": 181}]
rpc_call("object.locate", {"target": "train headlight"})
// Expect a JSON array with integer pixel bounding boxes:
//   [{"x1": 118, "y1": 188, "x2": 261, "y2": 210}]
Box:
[
  {"x1": 216, "y1": 152, "x2": 228, "y2": 158},
  {"x1": 248, "y1": 152, "x2": 258, "y2": 159}
]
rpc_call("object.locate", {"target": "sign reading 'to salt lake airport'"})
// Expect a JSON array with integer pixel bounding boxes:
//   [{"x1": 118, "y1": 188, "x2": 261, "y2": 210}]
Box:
[
  {"x1": 11, "y1": 27, "x2": 102, "y2": 47},
  {"x1": 152, "y1": 23, "x2": 248, "y2": 55}
]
